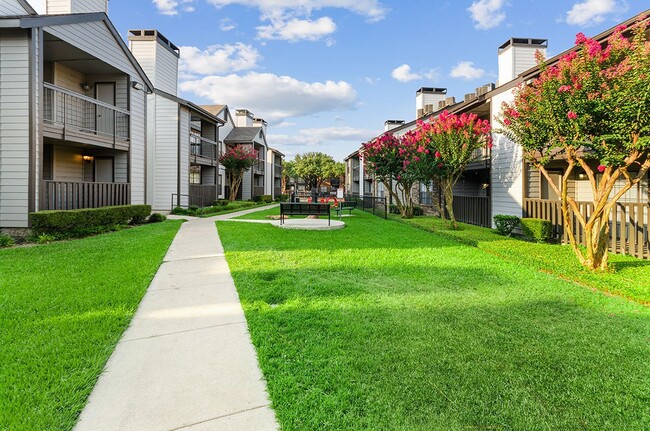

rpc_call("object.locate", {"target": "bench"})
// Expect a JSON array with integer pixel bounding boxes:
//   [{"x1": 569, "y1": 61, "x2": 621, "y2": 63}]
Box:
[
  {"x1": 335, "y1": 200, "x2": 357, "y2": 218},
  {"x1": 280, "y1": 203, "x2": 330, "y2": 226}
]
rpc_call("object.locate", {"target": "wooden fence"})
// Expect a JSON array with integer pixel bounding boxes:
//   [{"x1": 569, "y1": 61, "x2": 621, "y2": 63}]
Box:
[
  {"x1": 452, "y1": 196, "x2": 491, "y2": 228},
  {"x1": 189, "y1": 184, "x2": 218, "y2": 207},
  {"x1": 524, "y1": 198, "x2": 649, "y2": 259},
  {"x1": 42, "y1": 181, "x2": 130, "y2": 210}
]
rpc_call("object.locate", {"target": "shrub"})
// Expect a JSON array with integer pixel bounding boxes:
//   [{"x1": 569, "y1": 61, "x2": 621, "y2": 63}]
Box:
[
  {"x1": 254, "y1": 195, "x2": 273, "y2": 203},
  {"x1": 413, "y1": 206, "x2": 424, "y2": 216},
  {"x1": 213, "y1": 199, "x2": 230, "y2": 207},
  {"x1": 389, "y1": 204, "x2": 400, "y2": 214},
  {"x1": 37, "y1": 234, "x2": 57, "y2": 244},
  {"x1": 493, "y1": 214, "x2": 520, "y2": 236},
  {"x1": 188, "y1": 204, "x2": 200, "y2": 212},
  {"x1": 171, "y1": 206, "x2": 188, "y2": 215},
  {"x1": 0, "y1": 234, "x2": 15, "y2": 248},
  {"x1": 521, "y1": 218, "x2": 553, "y2": 243},
  {"x1": 148, "y1": 213, "x2": 167, "y2": 223},
  {"x1": 30, "y1": 205, "x2": 151, "y2": 238},
  {"x1": 277, "y1": 194, "x2": 289, "y2": 202}
]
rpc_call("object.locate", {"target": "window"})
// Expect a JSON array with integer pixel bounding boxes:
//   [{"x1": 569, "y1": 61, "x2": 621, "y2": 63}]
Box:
[{"x1": 190, "y1": 165, "x2": 201, "y2": 184}]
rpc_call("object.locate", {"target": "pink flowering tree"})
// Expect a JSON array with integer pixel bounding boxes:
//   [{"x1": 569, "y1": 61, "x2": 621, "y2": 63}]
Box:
[
  {"x1": 219, "y1": 145, "x2": 258, "y2": 202},
  {"x1": 362, "y1": 133, "x2": 419, "y2": 218},
  {"x1": 411, "y1": 111, "x2": 492, "y2": 229},
  {"x1": 498, "y1": 21, "x2": 650, "y2": 270}
]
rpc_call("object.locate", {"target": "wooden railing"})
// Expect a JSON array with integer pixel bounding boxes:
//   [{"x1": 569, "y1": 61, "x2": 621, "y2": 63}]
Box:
[
  {"x1": 43, "y1": 83, "x2": 130, "y2": 144},
  {"x1": 190, "y1": 134, "x2": 218, "y2": 161},
  {"x1": 452, "y1": 196, "x2": 491, "y2": 227},
  {"x1": 189, "y1": 184, "x2": 218, "y2": 207},
  {"x1": 524, "y1": 198, "x2": 649, "y2": 260},
  {"x1": 253, "y1": 186, "x2": 265, "y2": 198},
  {"x1": 41, "y1": 181, "x2": 130, "y2": 210}
]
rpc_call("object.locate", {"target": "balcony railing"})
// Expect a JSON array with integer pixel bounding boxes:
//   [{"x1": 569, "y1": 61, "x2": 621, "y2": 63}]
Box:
[
  {"x1": 190, "y1": 134, "x2": 218, "y2": 162},
  {"x1": 352, "y1": 166, "x2": 360, "y2": 182},
  {"x1": 189, "y1": 184, "x2": 218, "y2": 206},
  {"x1": 274, "y1": 165, "x2": 282, "y2": 178},
  {"x1": 253, "y1": 186, "x2": 265, "y2": 198},
  {"x1": 43, "y1": 83, "x2": 130, "y2": 145},
  {"x1": 467, "y1": 146, "x2": 491, "y2": 168},
  {"x1": 41, "y1": 180, "x2": 130, "y2": 210}
]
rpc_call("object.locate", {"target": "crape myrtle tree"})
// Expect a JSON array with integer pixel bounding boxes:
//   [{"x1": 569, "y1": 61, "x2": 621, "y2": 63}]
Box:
[
  {"x1": 219, "y1": 145, "x2": 258, "y2": 202},
  {"x1": 498, "y1": 21, "x2": 650, "y2": 270},
  {"x1": 294, "y1": 152, "x2": 337, "y2": 191},
  {"x1": 362, "y1": 133, "x2": 419, "y2": 218},
  {"x1": 282, "y1": 160, "x2": 296, "y2": 193},
  {"x1": 410, "y1": 111, "x2": 492, "y2": 229}
]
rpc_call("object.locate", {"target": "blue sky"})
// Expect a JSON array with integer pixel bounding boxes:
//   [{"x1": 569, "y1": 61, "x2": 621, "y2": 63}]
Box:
[{"x1": 28, "y1": 0, "x2": 648, "y2": 161}]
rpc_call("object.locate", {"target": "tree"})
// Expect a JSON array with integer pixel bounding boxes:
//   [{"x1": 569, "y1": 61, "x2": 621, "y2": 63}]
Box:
[
  {"x1": 498, "y1": 21, "x2": 650, "y2": 270},
  {"x1": 294, "y1": 152, "x2": 337, "y2": 190},
  {"x1": 219, "y1": 145, "x2": 258, "y2": 202},
  {"x1": 362, "y1": 133, "x2": 419, "y2": 218},
  {"x1": 410, "y1": 111, "x2": 492, "y2": 229},
  {"x1": 282, "y1": 160, "x2": 296, "y2": 193}
]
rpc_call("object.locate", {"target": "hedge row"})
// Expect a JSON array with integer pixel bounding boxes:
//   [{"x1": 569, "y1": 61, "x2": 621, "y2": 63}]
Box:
[
  {"x1": 171, "y1": 201, "x2": 257, "y2": 216},
  {"x1": 30, "y1": 205, "x2": 151, "y2": 237}
]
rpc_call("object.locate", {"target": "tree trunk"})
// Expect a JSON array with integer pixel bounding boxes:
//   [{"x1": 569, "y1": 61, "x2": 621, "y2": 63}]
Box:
[
  {"x1": 442, "y1": 182, "x2": 457, "y2": 229},
  {"x1": 228, "y1": 169, "x2": 244, "y2": 202}
]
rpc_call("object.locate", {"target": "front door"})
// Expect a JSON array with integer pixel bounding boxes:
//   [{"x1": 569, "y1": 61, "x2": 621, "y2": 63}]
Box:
[
  {"x1": 95, "y1": 158, "x2": 114, "y2": 183},
  {"x1": 541, "y1": 172, "x2": 561, "y2": 200},
  {"x1": 95, "y1": 83, "x2": 115, "y2": 137}
]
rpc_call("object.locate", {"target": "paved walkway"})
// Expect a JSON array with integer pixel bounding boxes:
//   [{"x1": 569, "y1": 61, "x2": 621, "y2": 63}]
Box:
[{"x1": 74, "y1": 207, "x2": 279, "y2": 431}]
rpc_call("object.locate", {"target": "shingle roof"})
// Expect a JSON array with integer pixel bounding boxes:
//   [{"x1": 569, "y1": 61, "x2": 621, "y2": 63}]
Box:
[
  {"x1": 201, "y1": 105, "x2": 227, "y2": 116},
  {"x1": 224, "y1": 127, "x2": 262, "y2": 143}
]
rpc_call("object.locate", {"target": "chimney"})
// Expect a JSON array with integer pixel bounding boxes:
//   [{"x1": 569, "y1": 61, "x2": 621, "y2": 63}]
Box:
[
  {"x1": 46, "y1": 0, "x2": 108, "y2": 14},
  {"x1": 253, "y1": 117, "x2": 267, "y2": 135},
  {"x1": 384, "y1": 120, "x2": 405, "y2": 132},
  {"x1": 235, "y1": 109, "x2": 254, "y2": 127},
  {"x1": 128, "y1": 30, "x2": 180, "y2": 95},
  {"x1": 416, "y1": 87, "x2": 446, "y2": 118},
  {"x1": 498, "y1": 38, "x2": 547, "y2": 86}
]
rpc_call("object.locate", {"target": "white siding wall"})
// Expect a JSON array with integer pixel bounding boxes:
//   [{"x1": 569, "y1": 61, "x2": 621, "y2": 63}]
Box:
[
  {"x1": 53, "y1": 62, "x2": 85, "y2": 92},
  {"x1": 0, "y1": 0, "x2": 30, "y2": 15},
  {"x1": 155, "y1": 42, "x2": 178, "y2": 96},
  {"x1": 490, "y1": 89, "x2": 524, "y2": 226},
  {"x1": 46, "y1": 22, "x2": 139, "y2": 80},
  {"x1": 242, "y1": 170, "x2": 252, "y2": 200},
  {"x1": 130, "y1": 88, "x2": 146, "y2": 204},
  {"x1": 46, "y1": 0, "x2": 107, "y2": 14},
  {"x1": 150, "y1": 96, "x2": 179, "y2": 210},
  {"x1": 179, "y1": 106, "x2": 190, "y2": 197},
  {"x1": 129, "y1": 40, "x2": 155, "y2": 87},
  {"x1": 0, "y1": 29, "x2": 30, "y2": 228}
]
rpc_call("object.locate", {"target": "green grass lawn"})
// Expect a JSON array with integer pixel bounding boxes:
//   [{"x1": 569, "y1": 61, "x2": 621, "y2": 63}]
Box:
[
  {"x1": 218, "y1": 211, "x2": 650, "y2": 430},
  {"x1": 0, "y1": 221, "x2": 182, "y2": 430}
]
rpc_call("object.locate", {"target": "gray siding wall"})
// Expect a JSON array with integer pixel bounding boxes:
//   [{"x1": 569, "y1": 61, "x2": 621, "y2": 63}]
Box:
[
  {"x1": 129, "y1": 40, "x2": 155, "y2": 88},
  {"x1": 114, "y1": 152, "x2": 128, "y2": 183},
  {"x1": 130, "y1": 88, "x2": 146, "y2": 204},
  {"x1": 0, "y1": 0, "x2": 30, "y2": 15},
  {"x1": 179, "y1": 106, "x2": 190, "y2": 197},
  {"x1": 527, "y1": 166, "x2": 540, "y2": 199},
  {"x1": 46, "y1": 21, "x2": 139, "y2": 80},
  {"x1": 53, "y1": 145, "x2": 83, "y2": 181},
  {"x1": 242, "y1": 170, "x2": 252, "y2": 200},
  {"x1": 490, "y1": 89, "x2": 524, "y2": 226},
  {"x1": 0, "y1": 29, "x2": 30, "y2": 228}
]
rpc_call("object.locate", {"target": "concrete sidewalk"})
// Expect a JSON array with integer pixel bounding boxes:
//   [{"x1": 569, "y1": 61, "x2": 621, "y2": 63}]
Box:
[{"x1": 74, "y1": 208, "x2": 279, "y2": 431}]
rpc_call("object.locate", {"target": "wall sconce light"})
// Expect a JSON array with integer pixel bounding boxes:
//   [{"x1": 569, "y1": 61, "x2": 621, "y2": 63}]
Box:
[
  {"x1": 578, "y1": 172, "x2": 587, "y2": 180},
  {"x1": 81, "y1": 82, "x2": 92, "y2": 91},
  {"x1": 82, "y1": 155, "x2": 94, "y2": 162},
  {"x1": 131, "y1": 81, "x2": 144, "y2": 91},
  {"x1": 481, "y1": 183, "x2": 490, "y2": 189}
]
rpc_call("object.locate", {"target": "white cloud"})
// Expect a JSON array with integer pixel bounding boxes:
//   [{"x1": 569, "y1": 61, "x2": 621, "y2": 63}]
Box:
[
  {"x1": 205, "y1": 0, "x2": 388, "y2": 22},
  {"x1": 450, "y1": 61, "x2": 485, "y2": 80},
  {"x1": 565, "y1": 0, "x2": 627, "y2": 26},
  {"x1": 257, "y1": 16, "x2": 336, "y2": 41},
  {"x1": 152, "y1": 0, "x2": 196, "y2": 15},
  {"x1": 219, "y1": 18, "x2": 237, "y2": 31},
  {"x1": 364, "y1": 77, "x2": 380, "y2": 85},
  {"x1": 467, "y1": 0, "x2": 506, "y2": 30},
  {"x1": 179, "y1": 43, "x2": 260, "y2": 76},
  {"x1": 268, "y1": 126, "x2": 379, "y2": 160},
  {"x1": 391, "y1": 64, "x2": 439, "y2": 83},
  {"x1": 179, "y1": 72, "x2": 357, "y2": 122}
]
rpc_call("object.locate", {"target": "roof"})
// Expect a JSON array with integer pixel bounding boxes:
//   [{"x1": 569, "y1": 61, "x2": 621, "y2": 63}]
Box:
[
  {"x1": 269, "y1": 147, "x2": 285, "y2": 157},
  {"x1": 15, "y1": 12, "x2": 154, "y2": 93},
  {"x1": 344, "y1": 149, "x2": 360, "y2": 161},
  {"x1": 154, "y1": 89, "x2": 225, "y2": 124},
  {"x1": 224, "y1": 127, "x2": 262, "y2": 143}
]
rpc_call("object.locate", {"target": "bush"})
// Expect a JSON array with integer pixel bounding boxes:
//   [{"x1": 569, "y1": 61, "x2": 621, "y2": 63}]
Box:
[
  {"x1": 148, "y1": 213, "x2": 167, "y2": 223},
  {"x1": 520, "y1": 218, "x2": 553, "y2": 243},
  {"x1": 413, "y1": 206, "x2": 424, "y2": 216},
  {"x1": 493, "y1": 214, "x2": 520, "y2": 236},
  {"x1": 37, "y1": 234, "x2": 57, "y2": 244},
  {"x1": 171, "y1": 206, "x2": 188, "y2": 215},
  {"x1": 389, "y1": 204, "x2": 399, "y2": 214},
  {"x1": 213, "y1": 199, "x2": 230, "y2": 206},
  {"x1": 0, "y1": 234, "x2": 15, "y2": 248},
  {"x1": 276, "y1": 194, "x2": 289, "y2": 202},
  {"x1": 255, "y1": 195, "x2": 273, "y2": 203},
  {"x1": 30, "y1": 205, "x2": 151, "y2": 238}
]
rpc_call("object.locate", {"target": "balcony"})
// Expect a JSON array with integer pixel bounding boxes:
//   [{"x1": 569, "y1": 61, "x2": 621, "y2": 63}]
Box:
[
  {"x1": 352, "y1": 166, "x2": 360, "y2": 182},
  {"x1": 190, "y1": 134, "x2": 218, "y2": 165},
  {"x1": 253, "y1": 159, "x2": 265, "y2": 175},
  {"x1": 43, "y1": 83, "x2": 130, "y2": 150},
  {"x1": 253, "y1": 186, "x2": 265, "y2": 198},
  {"x1": 41, "y1": 180, "x2": 130, "y2": 210},
  {"x1": 466, "y1": 146, "x2": 491, "y2": 169},
  {"x1": 274, "y1": 164, "x2": 282, "y2": 178},
  {"x1": 189, "y1": 184, "x2": 218, "y2": 206}
]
